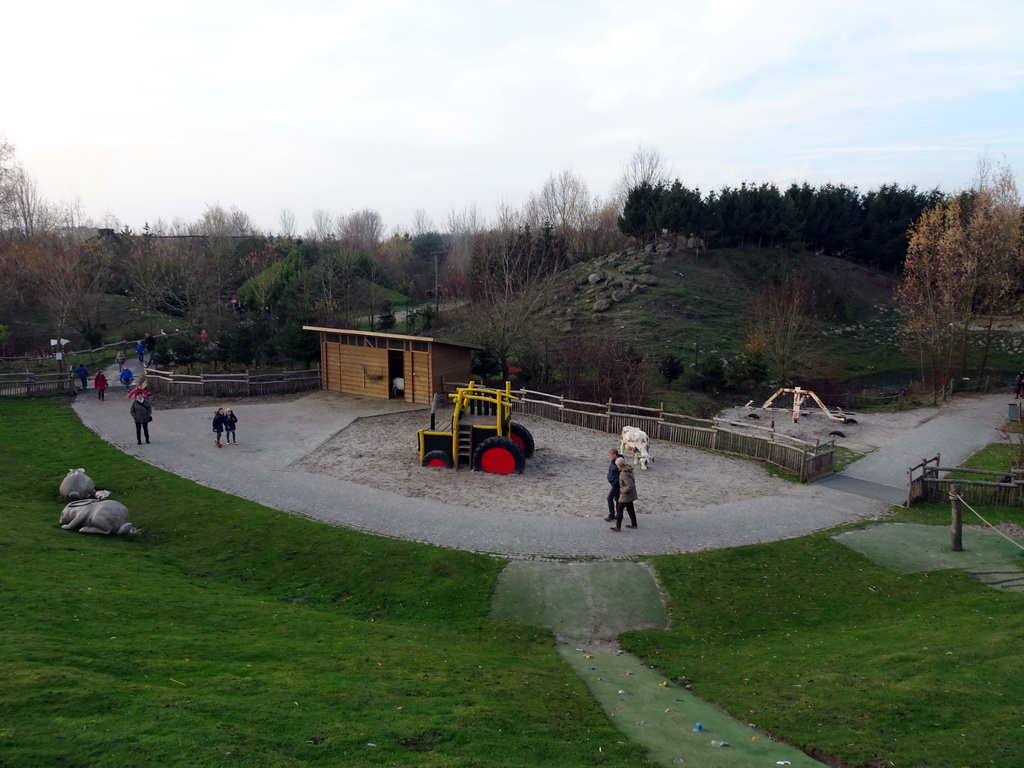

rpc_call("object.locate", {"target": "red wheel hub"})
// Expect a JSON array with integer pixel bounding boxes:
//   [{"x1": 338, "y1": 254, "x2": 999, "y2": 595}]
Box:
[{"x1": 479, "y1": 447, "x2": 516, "y2": 474}]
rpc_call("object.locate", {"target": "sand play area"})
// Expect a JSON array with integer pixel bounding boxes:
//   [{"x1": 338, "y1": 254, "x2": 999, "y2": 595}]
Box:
[{"x1": 295, "y1": 399, "x2": 957, "y2": 518}]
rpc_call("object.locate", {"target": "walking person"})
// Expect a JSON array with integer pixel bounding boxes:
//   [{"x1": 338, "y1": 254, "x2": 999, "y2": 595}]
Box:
[
  {"x1": 94, "y1": 370, "x2": 108, "y2": 401},
  {"x1": 604, "y1": 447, "x2": 623, "y2": 521},
  {"x1": 130, "y1": 393, "x2": 152, "y2": 445},
  {"x1": 76, "y1": 363, "x2": 89, "y2": 391},
  {"x1": 212, "y1": 407, "x2": 228, "y2": 448},
  {"x1": 144, "y1": 333, "x2": 156, "y2": 366},
  {"x1": 223, "y1": 408, "x2": 238, "y2": 444},
  {"x1": 610, "y1": 457, "x2": 638, "y2": 531},
  {"x1": 115, "y1": 349, "x2": 126, "y2": 370},
  {"x1": 119, "y1": 367, "x2": 134, "y2": 390},
  {"x1": 135, "y1": 339, "x2": 146, "y2": 364},
  {"x1": 1015, "y1": 370, "x2": 1023, "y2": 399}
]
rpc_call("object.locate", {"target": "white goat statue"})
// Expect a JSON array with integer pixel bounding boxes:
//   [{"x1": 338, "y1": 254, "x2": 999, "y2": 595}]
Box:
[
  {"x1": 59, "y1": 468, "x2": 96, "y2": 500},
  {"x1": 619, "y1": 426, "x2": 653, "y2": 470},
  {"x1": 60, "y1": 493, "x2": 137, "y2": 535}
]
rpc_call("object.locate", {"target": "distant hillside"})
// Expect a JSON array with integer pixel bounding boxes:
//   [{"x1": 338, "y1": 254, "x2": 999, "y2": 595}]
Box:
[{"x1": 443, "y1": 244, "x2": 904, "y2": 385}]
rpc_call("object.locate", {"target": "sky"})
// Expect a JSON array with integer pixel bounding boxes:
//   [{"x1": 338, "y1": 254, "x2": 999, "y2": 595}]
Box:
[{"x1": 4, "y1": 0, "x2": 1023, "y2": 236}]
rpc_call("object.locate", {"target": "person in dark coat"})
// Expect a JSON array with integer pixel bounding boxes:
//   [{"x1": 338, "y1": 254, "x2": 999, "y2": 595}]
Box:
[
  {"x1": 130, "y1": 393, "x2": 152, "y2": 445},
  {"x1": 76, "y1": 364, "x2": 89, "y2": 390},
  {"x1": 144, "y1": 333, "x2": 156, "y2": 365},
  {"x1": 223, "y1": 408, "x2": 238, "y2": 444},
  {"x1": 610, "y1": 458, "x2": 638, "y2": 531},
  {"x1": 605, "y1": 447, "x2": 623, "y2": 521},
  {"x1": 212, "y1": 407, "x2": 228, "y2": 448}
]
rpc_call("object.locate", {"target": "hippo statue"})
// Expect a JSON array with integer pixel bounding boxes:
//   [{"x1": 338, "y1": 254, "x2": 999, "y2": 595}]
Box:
[
  {"x1": 59, "y1": 468, "x2": 96, "y2": 500},
  {"x1": 60, "y1": 497, "x2": 136, "y2": 535}
]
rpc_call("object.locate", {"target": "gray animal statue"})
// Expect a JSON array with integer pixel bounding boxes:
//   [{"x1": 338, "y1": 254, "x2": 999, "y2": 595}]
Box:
[
  {"x1": 59, "y1": 468, "x2": 96, "y2": 500},
  {"x1": 60, "y1": 495, "x2": 136, "y2": 535}
]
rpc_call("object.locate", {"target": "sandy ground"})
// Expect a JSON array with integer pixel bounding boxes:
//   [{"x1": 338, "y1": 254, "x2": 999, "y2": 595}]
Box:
[{"x1": 294, "y1": 401, "x2": 949, "y2": 518}]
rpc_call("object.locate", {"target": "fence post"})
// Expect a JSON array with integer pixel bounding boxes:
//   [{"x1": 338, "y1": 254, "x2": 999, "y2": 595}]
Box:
[{"x1": 950, "y1": 483, "x2": 963, "y2": 552}]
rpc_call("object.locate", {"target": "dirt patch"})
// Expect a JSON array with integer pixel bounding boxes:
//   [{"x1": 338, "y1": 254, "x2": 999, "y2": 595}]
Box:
[{"x1": 296, "y1": 411, "x2": 798, "y2": 518}]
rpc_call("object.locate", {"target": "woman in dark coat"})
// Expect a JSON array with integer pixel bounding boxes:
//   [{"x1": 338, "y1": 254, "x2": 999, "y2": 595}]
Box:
[
  {"x1": 212, "y1": 407, "x2": 228, "y2": 448},
  {"x1": 610, "y1": 458, "x2": 638, "y2": 531},
  {"x1": 130, "y1": 394, "x2": 152, "y2": 444}
]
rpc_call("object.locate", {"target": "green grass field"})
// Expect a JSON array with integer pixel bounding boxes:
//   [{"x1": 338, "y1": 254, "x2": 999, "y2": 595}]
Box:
[
  {"x1": 0, "y1": 399, "x2": 650, "y2": 767},
  {"x1": 3, "y1": 397, "x2": 1023, "y2": 767}
]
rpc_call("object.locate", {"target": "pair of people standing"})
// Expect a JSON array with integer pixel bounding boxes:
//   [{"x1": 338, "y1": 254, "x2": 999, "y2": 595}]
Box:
[
  {"x1": 605, "y1": 448, "x2": 638, "y2": 531},
  {"x1": 212, "y1": 407, "x2": 238, "y2": 447}
]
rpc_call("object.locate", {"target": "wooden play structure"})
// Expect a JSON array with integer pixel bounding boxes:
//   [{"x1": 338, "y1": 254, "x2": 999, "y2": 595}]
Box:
[
  {"x1": 744, "y1": 386, "x2": 858, "y2": 424},
  {"x1": 418, "y1": 382, "x2": 535, "y2": 474}
]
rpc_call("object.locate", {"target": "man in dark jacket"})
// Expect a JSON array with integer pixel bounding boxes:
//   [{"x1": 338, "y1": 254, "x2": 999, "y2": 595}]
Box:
[{"x1": 605, "y1": 448, "x2": 623, "y2": 521}]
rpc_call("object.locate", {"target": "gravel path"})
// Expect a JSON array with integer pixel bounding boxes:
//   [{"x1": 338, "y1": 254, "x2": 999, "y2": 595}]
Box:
[{"x1": 71, "y1": 364, "x2": 1011, "y2": 558}]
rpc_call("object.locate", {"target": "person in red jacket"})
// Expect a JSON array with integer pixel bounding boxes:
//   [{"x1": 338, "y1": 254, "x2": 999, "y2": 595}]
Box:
[{"x1": 93, "y1": 371, "x2": 109, "y2": 401}]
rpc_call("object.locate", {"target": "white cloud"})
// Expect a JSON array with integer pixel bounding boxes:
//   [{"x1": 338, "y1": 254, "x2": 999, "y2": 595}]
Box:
[{"x1": 2, "y1": 0, "x2": 1022, "y2": 232}]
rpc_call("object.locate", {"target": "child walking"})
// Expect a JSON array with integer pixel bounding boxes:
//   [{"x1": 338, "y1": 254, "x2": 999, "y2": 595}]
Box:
[
  {"x1": 94, "y1": 371, "x2": 108, "y2": 401},
  {"x1": 224, "y1": 408, "x2": 238, "y2": 444},
  {"x1": 212, "y1": 407, "x2": 227, "y2": 448}
]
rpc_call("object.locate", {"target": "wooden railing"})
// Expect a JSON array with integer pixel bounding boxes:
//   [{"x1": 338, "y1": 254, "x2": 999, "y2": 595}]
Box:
[
  {"x1": 443, "y1": 384, "x2": 833, "y2": 481},
  {"x1": 142, "y1": 368, "x2": 321, "y2": 397},
  {"x1": 908, "y1": 455, "x2": 1024, "y2": 506},
  {"x1": 0, "y1": 371, "x2": 77, "y2": 397}
]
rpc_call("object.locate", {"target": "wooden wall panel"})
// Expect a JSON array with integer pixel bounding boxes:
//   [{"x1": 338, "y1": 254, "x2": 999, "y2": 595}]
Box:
[
  {"x1": 430, "y1": 346, "x2": 472, "y2": 396},
  {"x1": 324, "y1": 343, "x2": 389, "y2": 398}
]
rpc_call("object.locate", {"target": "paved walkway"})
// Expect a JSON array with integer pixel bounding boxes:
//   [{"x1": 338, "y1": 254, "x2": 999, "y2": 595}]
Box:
[{"x1": 72, "y1": 363, "x2": 1010, "y2": 559}]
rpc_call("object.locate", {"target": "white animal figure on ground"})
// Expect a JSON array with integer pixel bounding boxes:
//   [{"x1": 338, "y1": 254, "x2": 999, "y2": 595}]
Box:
[
  {"x1": 60, "y1": 496, "x2": 136, "y2": 535},
  {"x1": 620, "y1": 426, "x2": 653, "y2": 470},
  {"x1": 59, "y1": 468, "x2": 96, "y2": 500}
]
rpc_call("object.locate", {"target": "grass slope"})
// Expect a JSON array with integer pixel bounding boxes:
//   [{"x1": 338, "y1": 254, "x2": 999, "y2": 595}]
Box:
[
  {"x1": 626, "y1": 530, "x2": 1024, "y2": 767},
  {"x1": 0, "y1": 399, "x2": 653, "y2": 767}
]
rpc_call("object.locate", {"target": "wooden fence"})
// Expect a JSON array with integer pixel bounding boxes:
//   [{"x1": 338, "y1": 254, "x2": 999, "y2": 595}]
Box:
[
  {"x1": 443, "y1": 384, "x2": 833, "y2": 481},
  {"x1": 142, "y1": 368, "x2": 321, "y2": 397},
  {"x1": 908, "y1": 455, "x2": 1024, "y2": 506},
  {"x1": 0, "y1": 371, "x2": 77, "y2": 397}
]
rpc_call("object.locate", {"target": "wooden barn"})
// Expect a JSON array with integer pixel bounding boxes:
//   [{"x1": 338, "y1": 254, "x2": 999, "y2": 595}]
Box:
[{"x1": 303, "y1": 326, "x2": 478, "y2": 405}]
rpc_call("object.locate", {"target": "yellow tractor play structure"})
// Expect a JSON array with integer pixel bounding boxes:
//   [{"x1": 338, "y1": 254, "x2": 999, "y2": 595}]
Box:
[{"x1": 417, "y1": 381, "x2": 535, "y2": 474}]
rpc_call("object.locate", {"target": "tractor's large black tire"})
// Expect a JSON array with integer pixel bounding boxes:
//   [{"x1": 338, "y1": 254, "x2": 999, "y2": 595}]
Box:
[
  {"x1": 422, "y1": 450, "x2": 454, "y2": 469},
  {"x1": 472, "y1": 436, "x2": 525, "y2": 475},
  {"x1": 508, "y1": 422, "x2": 535, "y2": 459}
]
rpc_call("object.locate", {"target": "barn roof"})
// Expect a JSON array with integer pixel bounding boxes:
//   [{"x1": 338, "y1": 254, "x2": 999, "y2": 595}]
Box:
[{"x1": 302, "y1": 326, "x2": 482, "y2": 351}]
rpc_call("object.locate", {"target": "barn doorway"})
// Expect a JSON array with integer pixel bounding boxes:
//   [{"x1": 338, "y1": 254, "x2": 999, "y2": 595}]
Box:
[{"x1": 388, "y1": 350, "x2": 405, "y2": 399}]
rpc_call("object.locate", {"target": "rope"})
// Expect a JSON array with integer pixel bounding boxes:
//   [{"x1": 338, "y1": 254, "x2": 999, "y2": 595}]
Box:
[{"x1": 954, "y1": 493, "x2": 1024, "y2": 552}]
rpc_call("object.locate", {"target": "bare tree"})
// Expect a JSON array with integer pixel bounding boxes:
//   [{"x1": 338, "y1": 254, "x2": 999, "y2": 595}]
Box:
[
  {"x1": 278, "y1": 208, "x2": 296, "y2": 239},
  {"x1": 445, "y1": 204, "x2": 485, "y2": 274},
  {"x1": 338, "y1": 209, "x2": 384, "y2": 253},
  {"x1": 523, "y1": 169, "x2": 598, "y2": 260},
  {"x1": 307, "y1": 208, "x2": 334, "y2": 241},
  {"x1": 411, "y1": 208, "x2": 434, "y2": 237},
  {"x1": 612, "y1": 143, "x2": 672, "y2": 210},
  {"x1": 748, "y1": 275, "x2": 817, "y2": 383}
]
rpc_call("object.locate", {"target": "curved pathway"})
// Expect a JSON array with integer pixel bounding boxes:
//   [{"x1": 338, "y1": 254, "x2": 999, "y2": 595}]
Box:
[{"x1": 72, "y1": 365, "x2": 1009, "y2": 558}]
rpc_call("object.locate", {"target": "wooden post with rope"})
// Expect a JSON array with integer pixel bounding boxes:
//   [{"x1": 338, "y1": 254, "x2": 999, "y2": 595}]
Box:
[{"x1": 950, "y1": 483, "x2": 963, "y2": 552}]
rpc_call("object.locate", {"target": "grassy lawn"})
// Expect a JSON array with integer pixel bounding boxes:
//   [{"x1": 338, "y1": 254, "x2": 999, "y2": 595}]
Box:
[
  {"x1": 6, "y1": 397, "x2": 1024, "y2": 767},
  {"x1": 0, "y1": 399, "x2": 652, "y2": 767},
  {"x1": 625, "y1": 501, "x2": 1024, "y2": 768}
]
